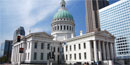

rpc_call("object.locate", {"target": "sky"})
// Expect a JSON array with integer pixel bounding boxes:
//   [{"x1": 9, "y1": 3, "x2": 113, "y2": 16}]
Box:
[{"x1": 0, "y1": 0, "x2": 119, "y2": 56}]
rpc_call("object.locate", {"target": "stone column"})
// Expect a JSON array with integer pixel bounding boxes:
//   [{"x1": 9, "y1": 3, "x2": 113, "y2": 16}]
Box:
[
  {"x1": 110, "y1": 43, "x2": 114, "y2": 60},
  {"x1": 93, "y1": 40, "x2": 98, "y2": 62},
  {"x1": 103, "y1": 41, "x2": 106, "y2": 60},
  {"x1": 106, "y1": 42, "x2": 110, "y2": 60},
  {"x1": 98, "y1": 40, "x2": 102, "y2": 61},
  {"x1": 89, "y1": 40, "x2": 93, "y2": 61}
]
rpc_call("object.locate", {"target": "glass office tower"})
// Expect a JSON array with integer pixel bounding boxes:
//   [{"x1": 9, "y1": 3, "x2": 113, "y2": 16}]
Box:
[{"x1": 99, "y1": 0, "x2": 130, "y2": 59}]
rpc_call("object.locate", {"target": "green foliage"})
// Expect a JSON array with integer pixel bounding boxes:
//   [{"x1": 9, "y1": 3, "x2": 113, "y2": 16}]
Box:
[{"x1": 0, "y1": 56, "x2": 8, "y2": 63}]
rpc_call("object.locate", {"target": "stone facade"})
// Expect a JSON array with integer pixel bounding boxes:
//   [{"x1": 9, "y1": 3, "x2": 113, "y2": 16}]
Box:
[
  {"x1": 63, "y1": 31, "x2": 115, "y2": 64},
  {"x1": 11, "y1": 32, "x2": 62, "y2": 65}
]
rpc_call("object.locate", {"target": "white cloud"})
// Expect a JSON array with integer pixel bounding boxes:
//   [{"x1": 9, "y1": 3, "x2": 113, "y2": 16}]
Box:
[{"x1": 0, "y1": 0, "x2": 70, "y2": 43}]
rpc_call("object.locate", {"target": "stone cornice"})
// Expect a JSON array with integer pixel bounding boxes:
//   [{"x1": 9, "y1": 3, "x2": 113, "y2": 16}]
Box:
[{"x1": 64, "y1": 31, "x2": 115, "y2": 42}]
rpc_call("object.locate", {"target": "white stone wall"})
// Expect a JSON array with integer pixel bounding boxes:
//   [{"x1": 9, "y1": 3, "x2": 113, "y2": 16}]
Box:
[
  {"x1": 11, "y1": 35, "x2": 62, "y2": 64},
  {"x1": 63, "y1": 32, "x2": 115, "y2": 65}
]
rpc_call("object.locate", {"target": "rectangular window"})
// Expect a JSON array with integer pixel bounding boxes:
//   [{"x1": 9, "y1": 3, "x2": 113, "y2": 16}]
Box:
[
  {"x1": 79, "y1": 53, "x2": 81, "y2": 60},
  {"x1": 34, "y1": 52, "x2": 37, "y2": 60},
  {"x1": 66, "y1": 55, "x2": 68, "y2": 60},
  {"x1": 58, "y1": 47, "x2": 60, "y2": 52},
  {"x1": 84, "y1": 43, "x2": 86, "y2": 49},
  {"x1": 34, "y1": 42, "x2": 37, "y2": 49},
  {"x1": 47, "y1": 44, "x2": 50, "y2": 50},
  {"x1": 47, "y1": 53, "x2": 50, "y2": 60},
  {"x1": 74, "y1": 45, "x2": 76, "y2": 51},
  {"x1": 84, "y1": 52, "x2": 87, "y2": 59},
  {"x1": 74, "y1": 54, "x2": 76, "y2": 60},
  {"x1": 70, "y1": 46, "x2": 71, "y2": 51},
  {"x1": 41, "y1": 43, "x2": 44, "y2": 49},
  {"x1": 53, "y1": 47, "x2": 55, "y2": 52},
  {"x1": 70, "y1": 54, "x2": 72, "y2": 60},
  {"x1": 79, "y1": 44, "x2": 81, "y2": 49},
  {"x1": 41, "y1": 53, "x2": 43, "y2": 60}
]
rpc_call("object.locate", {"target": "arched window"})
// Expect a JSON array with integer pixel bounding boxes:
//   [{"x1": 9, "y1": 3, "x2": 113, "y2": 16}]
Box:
[
  {"x1": 67, "y1": 26, "x2": 69, "y2": 30},
  {"x1": 70, "y1": 26, "x2": 71, "y2": 31},
  {"x1": 64, "y1": 25, "x2": 66, "y2": 30},
  {"x1": 58, "y1": 26, "x2": 59, "y2": 30},
  {"x1": 61, "y1": 25, "x2": 62, "y2": 30}
]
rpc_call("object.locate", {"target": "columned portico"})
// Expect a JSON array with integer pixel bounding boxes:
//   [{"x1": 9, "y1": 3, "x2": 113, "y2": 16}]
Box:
[
  {"x1": 103, "y1": 41, "x2": 106, "y2": 60},
  {"x1": 98, "y1": 40, "x2": 102, "y2": 61},
  {"x1": 106, "y1": 42, "x2": 110, "y2": 60},
  {"x1": 89, "y1": 39, "x2": 115, "y2": 63},
  {"x1": 110, "y1": 43, "x2": 114, "y2": 60},
  {"x1": 93, "y1": 40, "x2": 98, "y2": 62}
]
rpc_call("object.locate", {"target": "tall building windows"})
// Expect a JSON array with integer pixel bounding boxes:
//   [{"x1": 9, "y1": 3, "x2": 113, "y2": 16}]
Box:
[
  {"x1": 70, "y1": 54, "x2": 72, "y2": 60},
  {"x1": 61, "y1": 25, "x2": 62, "y2": 30},
  {"x1": 54, "y1": 47, "x2": 55, "y2": 52},
  {"x1": 34, "y1": 52, "x2": 37, "y2": 60},
  {"x1": 74, "y1": 45, "x2": 76, "y2": 51},
  {"x1": 84, "y1": 52, "x2": 87, "y2": 59},
  {"x1": 34, "y1": 42, "x2": 37, "y2": 49},
  {"x1": 47, "y1": 44, "x2": 50, "y2": 50},
  {"x1": 70, "y1": 46, "x2": 71, "y2": 51},
  {"x1": 58, "y1": 47, "x2": 60, "y2": 52},
  {"x1": 47, "y1": 53, "x2": 49, "y2": 60},
  {"x1": 84, "y1": 43, "x2": 86, "y2": 49},
  {"x1": 74, "y1": 54, "x2": 76, "y2": 60},
  {"x1": 66, "y1": 55, "x2": 68, "y2": 60},
  {"x1": 66, "y1": 45, "x2": 68, "y2": 51},
  {"x1": 70, "y1": 26, "x2": 71, "y2": 31},
  {"x1": 79, "y1": 44, "x2": 81, "y2": 49},
  {"x1": 58, "y1": 26, "x2": 59, "y2": 30},
  {"x1": 41, "y1": 53, "x2": 43, "y2": 60},
  {"x1": 64, "y1": 25, "x2": 66, "y2": 30},
  {"x1": 41, "y1": 43, "x2": 44, "y2": 49},
  {"x1": 67, "y1": 26, "x2": 69, "y2": 30},
  {"x1": 79, "y1": 53, "x2": 81, "y2": 60}
]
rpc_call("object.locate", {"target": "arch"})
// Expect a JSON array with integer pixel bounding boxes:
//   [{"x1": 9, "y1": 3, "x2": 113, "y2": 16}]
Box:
[
  {"x1": 61, "y1": 25, "x2": 62, "y2": 30},
  {"x1": 64, "y1": 25, "x2": 66, "y2": 30},
  {"x1": 58, "y1": 25, "x2": 59, "y2": 30},
  {"x1": 70, "y1": 26, "x2": 71, "y2": 31},
  {"x1": 67, "y1": 25, "x2": 69, "y2": 30}
]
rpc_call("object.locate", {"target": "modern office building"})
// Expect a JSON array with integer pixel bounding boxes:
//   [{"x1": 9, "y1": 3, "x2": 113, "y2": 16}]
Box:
[
  {"x1": 99, "y1": 0, "x2": 130, "y2": 59},
  {"x1": 3, "y1": 40, "x2": 13, "y2": 62},
  {"x1": 98, "y1": 0, "x2": 109, "y2": 9},
  {"x1": 13, "y1": 26, "x2": 25, "y2": 41},
  {"x1": 85, "y1": 0, "x2": 101, "y2": 32}
]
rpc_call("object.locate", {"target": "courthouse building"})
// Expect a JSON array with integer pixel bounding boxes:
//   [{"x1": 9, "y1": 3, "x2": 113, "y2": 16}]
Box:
[{"x1": 11, "y1": 0, "x2": 116, "y2": 65}]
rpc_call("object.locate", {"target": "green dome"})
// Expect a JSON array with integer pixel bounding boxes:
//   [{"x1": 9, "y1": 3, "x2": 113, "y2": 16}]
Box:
[{"x1": 53, "y1": 10, "x2": 73, "y2": 20}]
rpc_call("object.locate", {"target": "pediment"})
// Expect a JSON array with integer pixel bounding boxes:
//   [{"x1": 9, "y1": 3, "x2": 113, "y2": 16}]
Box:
[
  {"x1": 27, "y1": 32, "x2": 53, "y2": 39},
  {"x1": 96, "y1": 30, "x2": 115, "y2": 38}
]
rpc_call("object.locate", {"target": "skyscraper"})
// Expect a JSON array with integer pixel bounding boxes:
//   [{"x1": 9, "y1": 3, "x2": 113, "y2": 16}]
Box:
[
  {"x1": 3, "y1": 40, "x2": 13, "y2": 62},
  {"x1": 99, "y1": 0, "x2": 130, "y2": 59},
  {"x1": 98, "y1": 0, "x2": 109, "y2": 9},
  {"x1": 13, "y1": 26, "x2": 25, "y2": 41},
  {"x1": 85, "y1": 0, "x2": 101, "y2": 33}
]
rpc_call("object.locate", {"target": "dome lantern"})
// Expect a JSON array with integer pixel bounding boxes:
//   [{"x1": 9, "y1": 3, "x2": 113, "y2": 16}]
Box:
[
  {"x1": 60, "y1": 0, "x2": 66, "y2": 8},
  {"x1": 53, "y1": 0, "x2": 73, "y2": 20}
]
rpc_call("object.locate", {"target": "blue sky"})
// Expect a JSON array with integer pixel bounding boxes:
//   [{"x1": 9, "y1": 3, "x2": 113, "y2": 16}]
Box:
[{"x1": 0, "y1": 0, "x2": 119, "y2": 56}]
